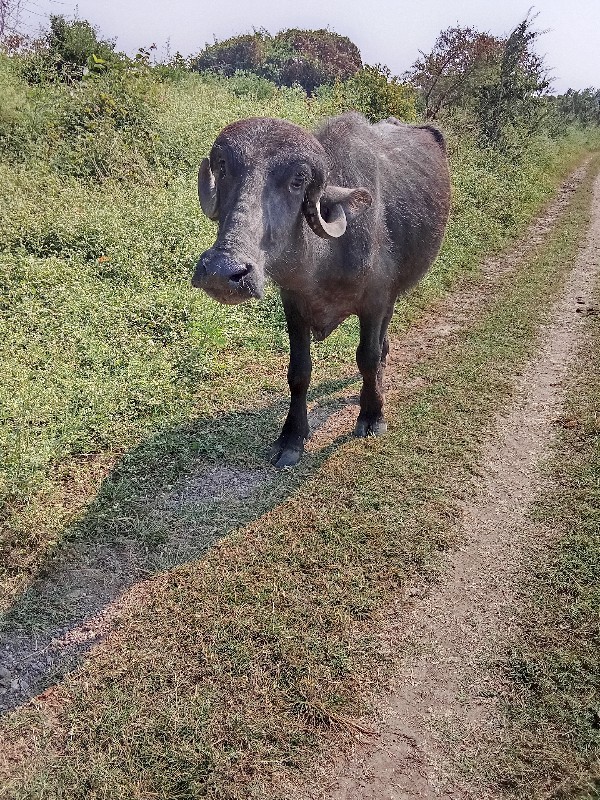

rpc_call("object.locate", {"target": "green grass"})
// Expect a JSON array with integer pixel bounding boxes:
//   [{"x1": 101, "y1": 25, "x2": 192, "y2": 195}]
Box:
[
  {"x1": 1, "y1": 150, "x2": 597, "y2": 800},
  {"x1": 480, "y1": 269, "x2": 600, "y2": 798}
]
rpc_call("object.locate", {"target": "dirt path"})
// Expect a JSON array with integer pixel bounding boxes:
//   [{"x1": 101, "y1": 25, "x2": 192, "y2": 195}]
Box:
[
  {"x1": 0, "y1": 163, "x2": 592, "y2": 719},
  {"x1": 294, "y1": 171, "x2": 600, "y2": 799}
]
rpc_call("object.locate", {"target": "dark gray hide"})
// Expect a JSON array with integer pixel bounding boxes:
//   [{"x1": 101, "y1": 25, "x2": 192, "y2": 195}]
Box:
[{"x1": 192, "y1": 112, "x2": 451, "y2": 467}]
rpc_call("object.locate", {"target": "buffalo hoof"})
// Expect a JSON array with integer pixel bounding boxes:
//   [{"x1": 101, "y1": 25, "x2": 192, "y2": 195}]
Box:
[
  {"x1": 268, "y1": 439, "x2": 303, "y2": 469},
  {"x1": 354, "y1": 418, "x2": 388, "y2": 438}
]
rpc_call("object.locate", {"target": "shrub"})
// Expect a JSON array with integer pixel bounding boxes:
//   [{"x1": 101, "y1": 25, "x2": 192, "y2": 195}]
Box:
[
  {"x1": 0, "y1": 52, "x2": 26, "y2": 125},
  {"x1": 225, "y1": 70, "x2": 278, "y2": 100},
  {"x1": 319, "y1": 65, "x2": 416, "y2": 123},
  {"x1": 0, "y1": 52, "x2": 43, "y2": 160},
  {"x1": 556, "y1": 88, "x2": 600, "y2": 128},
  {"x1": 15, "y1": 15, "x2": 122, "y2": 84},
  {"x1": 192, "y1": 28, "x2": 362, "y2": 94},
  {"x1": 192, "y1": 32, "x2": 265, "y2": 78},
  {"x1": 406, "y1": 26, "x2": 503, "y2": 121},
  {"x1": 475, "y1": 16, "x2": 551, "y2": 150},
  {"x1": 46, "y1": 14, "x2": 118, "y2": 74}
]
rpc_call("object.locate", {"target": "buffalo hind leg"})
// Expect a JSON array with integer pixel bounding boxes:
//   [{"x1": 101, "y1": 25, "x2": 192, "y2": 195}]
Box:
[
  {"x1": 355, "y1": 311, "x2": 392, "y2": 437},
  {"x1": 269, "y1": 294, "x2": 311, "y2": 468}
]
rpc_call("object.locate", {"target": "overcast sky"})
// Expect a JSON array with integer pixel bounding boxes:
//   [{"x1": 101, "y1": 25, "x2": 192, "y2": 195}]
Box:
[{"x1": 18, "y1": 0, "x2": 599, "y2": 93}]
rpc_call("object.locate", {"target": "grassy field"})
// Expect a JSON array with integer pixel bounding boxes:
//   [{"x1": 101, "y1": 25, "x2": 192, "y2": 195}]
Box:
[{"x1": 1, "y1": 122, "x2": 598, "y2": 799}]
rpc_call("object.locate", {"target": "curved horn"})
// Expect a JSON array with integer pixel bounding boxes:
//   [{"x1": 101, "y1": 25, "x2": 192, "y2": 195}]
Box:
[
  {"x1": 303, "y1": 197, "x2": 347, "y2": 239},
  {"x1": 303, "y1": 186, "x2": 372, "y2": 239},
  {"x1": 198, "y1": 158, "x2": 219, "y2": 221}
]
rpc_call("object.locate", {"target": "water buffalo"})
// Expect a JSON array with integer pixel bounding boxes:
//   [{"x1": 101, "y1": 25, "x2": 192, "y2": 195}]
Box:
[{"x1": 192, "y1": 112, "x2": 450, "y2": 467}]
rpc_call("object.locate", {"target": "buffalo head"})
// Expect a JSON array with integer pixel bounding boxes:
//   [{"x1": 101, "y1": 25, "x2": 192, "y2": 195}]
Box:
[{"x1": 191, "y1": 117, "x2": 372, "y2": 304}]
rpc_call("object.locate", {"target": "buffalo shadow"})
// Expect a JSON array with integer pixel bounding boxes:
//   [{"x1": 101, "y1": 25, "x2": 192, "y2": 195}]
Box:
[{"x1": 0, "y1": 374, "x2": 357, "y2": 715}]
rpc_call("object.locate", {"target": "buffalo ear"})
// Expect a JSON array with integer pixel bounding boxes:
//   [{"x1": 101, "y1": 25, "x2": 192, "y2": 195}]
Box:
[
  {"x1": 198, "y1": 158, "x2": 219, "y2": 221},
  {"x1": 303, "y1": 186, "x2": 372, "y2": 239}
]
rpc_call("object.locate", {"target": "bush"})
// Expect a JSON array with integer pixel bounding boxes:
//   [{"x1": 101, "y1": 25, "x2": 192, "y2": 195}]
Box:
[
  {"x1": 556, "y1": 88, "x2": 600, "y2": 128},
  {"x1": 47, "y1": 14, "x2": 118, "y2": 73},
  {"x1": 1, "y1": 56, "x2": 164, "y2": 179},
  {"x1": 192, "y1": 32, "x2": 265, "y2": 78},
  {"x1": 192, "y1": 28, "x2": 362, "y2": 94},
  {"x1": 0, "y1": 52, "x2": 43, "y2": 160},
  {"x1": 12, "y1": 15, "x2": 121, "y2": 85},
  {"x1": 0, "y1": 53, "x2": 26, "y2": 126},
  {"x1": 225, "y1": 70, "x2": 278, "y2": 100},
  {"x1": 50, "y1": 65, "x2": 162, "y2": 179},
  {"x1": 475, "y1": 16, "x2": 551, "y2": 150},
  {"x1": 319, "y1": 65, "x2": 416, "y2": 122}
]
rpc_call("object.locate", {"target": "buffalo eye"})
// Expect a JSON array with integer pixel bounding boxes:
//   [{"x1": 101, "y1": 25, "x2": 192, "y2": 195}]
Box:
[
  {"x1": 289, "y1": 173, "x2": 307, "y2": 193},
  {"x1": 218, "y1": 159, "x2": 227, "y2": 179}
]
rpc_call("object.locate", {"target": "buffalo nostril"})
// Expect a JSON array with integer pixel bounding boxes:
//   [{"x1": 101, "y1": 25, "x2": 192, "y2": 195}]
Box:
[
  {"x1": 191, "y1": 260, "x2": 207, "y2": 288},
  {"x1": 229, "y1": 265, "x2": 252, "y2": 283}
]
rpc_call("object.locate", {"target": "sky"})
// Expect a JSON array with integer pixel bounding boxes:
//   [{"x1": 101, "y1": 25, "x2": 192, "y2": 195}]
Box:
[{"x1": 16, "y1": 0, "x2": 600, "y2": 94}]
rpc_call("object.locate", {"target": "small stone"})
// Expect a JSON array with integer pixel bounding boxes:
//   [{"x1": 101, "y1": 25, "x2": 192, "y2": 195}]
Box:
[{"x1": 0, "y1": 666, "x2": 12, "y2": 687}]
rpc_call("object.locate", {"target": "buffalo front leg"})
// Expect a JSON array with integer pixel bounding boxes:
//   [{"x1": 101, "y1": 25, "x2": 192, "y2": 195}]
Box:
[
  {"x1": 355, "y1": 311, "x2": 392, "y2": 437},
  {"x1": 269, "y1": 294, "x2": 312, "y2": 468}
]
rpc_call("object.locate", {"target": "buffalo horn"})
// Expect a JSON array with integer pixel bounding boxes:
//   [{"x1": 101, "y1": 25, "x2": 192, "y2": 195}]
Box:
[
  {"x1": 303, "y1": 186, "x2": 372, "y2": 239},
  {"x1": 198, "y1": 159, "x2": 219, "y2": 220},
  {"x1": 303, "y1": 197, "x2": 347, "y2": 239}
]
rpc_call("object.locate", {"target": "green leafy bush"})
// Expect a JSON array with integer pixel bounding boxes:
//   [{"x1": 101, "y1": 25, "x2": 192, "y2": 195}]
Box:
[
  {"x1": 48, "y1": 65, "x2": 163, "y2": 179},
  {"x1": 0, "y1": 53, "x2": 27, "y2": 126},
  {"x1": 323, "y1": 64, "x2": 416, "y2": 122},
  {"x1": 556, "y1": 87, "x2": 600, "y2": 127},
  {"x1": 475, "y1": 16, "x2": 551, "y2": 150},
  {"x1": 224, "y1": 70, "x2": 278, "y2": 100},
  {"x1": 17, "y1": 14, "x2": 121, "y2": 84},
  {"x1": 406, "y1": 26, "x2": 503, "y2": 121}
]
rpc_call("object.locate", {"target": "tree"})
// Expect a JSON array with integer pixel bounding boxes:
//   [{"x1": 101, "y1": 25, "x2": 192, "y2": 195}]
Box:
[
  {"x1": 556, "y1": 87, "x2": 600, "y2": 127},
  {"x1": 406, "y1": 26, "x2": 503, "y2": 120},
  {"x1": 475, "y1": 15, "x2": 551, "y2": 146},
  {"x1": 275, "y1": 28, "x2": 362, "y2": 92},
  {"x1": 191, "y1": 32, "x2": 264, "y2": 77}
]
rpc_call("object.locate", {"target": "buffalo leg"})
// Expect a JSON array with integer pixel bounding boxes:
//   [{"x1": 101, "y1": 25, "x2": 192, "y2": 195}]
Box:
[
  {"x1": 355, "y1": 311, "x2": 392, "y2": 437},
  {"x1": 269, "y1": 294, "x2": 312, "y2": 468}
]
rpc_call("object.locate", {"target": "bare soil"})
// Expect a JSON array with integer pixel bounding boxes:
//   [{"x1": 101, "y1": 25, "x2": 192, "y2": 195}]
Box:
[{"x1": 291, "y1": 170, "x2": 600, "y2": 799}]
